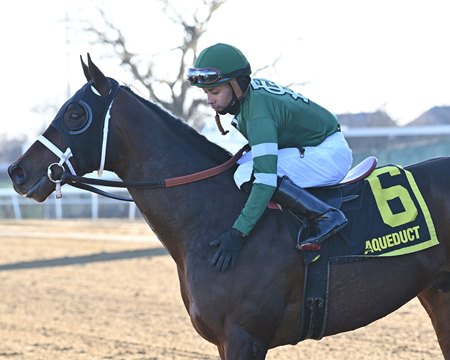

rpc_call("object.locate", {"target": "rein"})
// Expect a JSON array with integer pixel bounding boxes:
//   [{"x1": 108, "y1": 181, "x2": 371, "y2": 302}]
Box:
[{"x1": 60, "y1": 144, "x2": 249, "y2": 202}]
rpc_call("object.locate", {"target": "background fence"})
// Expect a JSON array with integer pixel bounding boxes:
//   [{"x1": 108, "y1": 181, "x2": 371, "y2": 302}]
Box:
[{"x1": 0, "y1": 187, "x2": 140, "y2": 220}]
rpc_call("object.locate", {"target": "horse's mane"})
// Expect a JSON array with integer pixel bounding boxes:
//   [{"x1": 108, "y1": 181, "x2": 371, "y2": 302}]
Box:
[{"x1": 121, "y1": 86, "x2": 233, "y2": 164}]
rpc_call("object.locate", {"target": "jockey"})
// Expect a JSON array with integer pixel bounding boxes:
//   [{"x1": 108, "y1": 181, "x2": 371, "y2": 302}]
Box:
[{"x1": 188, "y1": 43, "x2": 353, "y2": 272}]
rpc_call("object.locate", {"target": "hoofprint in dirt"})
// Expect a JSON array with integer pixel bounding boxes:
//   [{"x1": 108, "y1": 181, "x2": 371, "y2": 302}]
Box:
[{"x1": 0, "y1": 220, "x2": 442, "y2": 359}]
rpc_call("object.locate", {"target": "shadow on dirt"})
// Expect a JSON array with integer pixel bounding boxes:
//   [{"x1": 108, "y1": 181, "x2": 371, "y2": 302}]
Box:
[{"x1": 0, "y1": 247, "x2": 168, "y2": 271}]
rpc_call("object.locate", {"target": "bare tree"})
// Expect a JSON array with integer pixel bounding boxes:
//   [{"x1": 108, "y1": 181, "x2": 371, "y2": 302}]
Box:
[{"x1": 80, "y1": 0, "x2": 227, "y2": 130}]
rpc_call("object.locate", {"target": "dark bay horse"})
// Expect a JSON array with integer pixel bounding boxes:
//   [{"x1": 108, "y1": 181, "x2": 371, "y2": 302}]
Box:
[{"x1": 8, "y1": 55, "x2": 450, "y2": 359}]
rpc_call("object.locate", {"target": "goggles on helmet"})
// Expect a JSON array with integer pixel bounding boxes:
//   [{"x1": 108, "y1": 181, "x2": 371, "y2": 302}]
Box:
[
  {"x1": 188, "y1": 64, "x2": 251, "y2": 87},
  {"x1": 187, "y1": 67, "x2": 224, "y2": 85}
]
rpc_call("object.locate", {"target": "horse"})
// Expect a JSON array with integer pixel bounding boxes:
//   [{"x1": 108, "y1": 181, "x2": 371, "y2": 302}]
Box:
[{"x1": 8, "y1": 55, "x2": 450, "y2": 359}]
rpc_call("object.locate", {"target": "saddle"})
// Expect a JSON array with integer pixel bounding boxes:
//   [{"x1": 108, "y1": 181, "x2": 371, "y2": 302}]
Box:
[
  {"x1": 339, "y1": 156, "x2": 378, "y2": 186},
  {"x1": 309, "y1": 155, "x2": 378, "y2": 207},
  {"x1": 268, "y1": 156, "x2": 378, "y2": 213},
  {"x1": 278, "y1": 156, "x2": 378, "y2": 248}
]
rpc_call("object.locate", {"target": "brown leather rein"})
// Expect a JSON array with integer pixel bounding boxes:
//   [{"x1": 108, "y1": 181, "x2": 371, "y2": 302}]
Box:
[{"x1": 60, "y1": 144, "x2": 249, "y2": 202}]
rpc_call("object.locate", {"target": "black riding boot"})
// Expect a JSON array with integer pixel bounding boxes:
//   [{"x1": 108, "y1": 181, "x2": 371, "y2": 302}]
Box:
[{"x1": 272, "y1": 176, "x2": 348, "y2": 243}]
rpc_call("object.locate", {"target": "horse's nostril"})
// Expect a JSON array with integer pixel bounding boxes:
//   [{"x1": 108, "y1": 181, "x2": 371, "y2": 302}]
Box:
[{"x1": 8, "y1": 163, "x2": 27, "y2": 185}]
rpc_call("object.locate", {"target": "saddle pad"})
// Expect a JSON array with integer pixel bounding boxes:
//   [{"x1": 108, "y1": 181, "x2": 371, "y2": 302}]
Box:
[{"x1": 336, "y1": 164, "x2": 439, "y2": 258}]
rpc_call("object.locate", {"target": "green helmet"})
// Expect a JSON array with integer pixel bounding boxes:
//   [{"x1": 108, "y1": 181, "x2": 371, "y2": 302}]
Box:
[{"x1": 188, "y1": 43, "x2": 251, "y2": 88}]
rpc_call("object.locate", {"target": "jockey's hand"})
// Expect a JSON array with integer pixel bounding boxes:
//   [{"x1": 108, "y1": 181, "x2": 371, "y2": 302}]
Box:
[{"x1": 209, "y1": 228, "x2": 245, "y2": 272}]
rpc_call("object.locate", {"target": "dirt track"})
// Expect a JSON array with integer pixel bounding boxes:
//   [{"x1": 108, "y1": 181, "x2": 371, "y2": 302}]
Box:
[{"x1": 0, "y1": 220, "x2": 443, "y2": 359}]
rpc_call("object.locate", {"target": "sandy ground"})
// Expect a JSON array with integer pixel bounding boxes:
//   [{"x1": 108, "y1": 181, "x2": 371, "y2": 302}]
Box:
[{"x1": 0, "y1": 219, "x2": 443, "y2": 360}]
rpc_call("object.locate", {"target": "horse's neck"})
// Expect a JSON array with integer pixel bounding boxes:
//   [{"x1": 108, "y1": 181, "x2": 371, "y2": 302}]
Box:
[
  {"x1": 113, "y1": 107, "x2": 227, "y2": 183},
  {"x1": 109, "y1": 92, "x2": 242, "y2": 262}
]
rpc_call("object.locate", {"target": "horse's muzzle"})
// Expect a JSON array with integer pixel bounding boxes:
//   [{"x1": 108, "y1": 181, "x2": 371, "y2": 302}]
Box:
[
  {"x1": 7, "y1": 162, "x2": 53, "y2": 202},
  {"x1": 8, "y1": 162, "x2": 26, "y2": 186}
]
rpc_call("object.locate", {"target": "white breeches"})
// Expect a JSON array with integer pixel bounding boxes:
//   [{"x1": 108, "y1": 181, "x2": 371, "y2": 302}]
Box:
[{"x1": 234, "y1": 131, "x2": 353, "y2": 189}]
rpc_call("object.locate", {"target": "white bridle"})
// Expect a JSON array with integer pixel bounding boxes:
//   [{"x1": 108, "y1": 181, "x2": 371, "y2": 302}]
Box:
[{"x1": 37, "y1": 85, "x2": 115, "y2": 198}]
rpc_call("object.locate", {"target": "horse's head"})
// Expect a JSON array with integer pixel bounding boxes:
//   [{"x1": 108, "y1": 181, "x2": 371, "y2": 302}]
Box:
[{"x1": 8, "y1": 54, "x2": 120, "y2": 202}]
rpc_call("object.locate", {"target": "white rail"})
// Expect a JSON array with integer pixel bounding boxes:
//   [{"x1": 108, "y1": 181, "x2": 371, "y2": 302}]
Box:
[{"x1": 0, "y1": 187, "x2": 139, "y2": 220}]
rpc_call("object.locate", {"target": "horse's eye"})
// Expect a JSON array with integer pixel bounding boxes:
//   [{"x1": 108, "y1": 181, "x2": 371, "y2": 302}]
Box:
[{"x1": 63, "y1": 103, "x2": 88, "y2": 131}]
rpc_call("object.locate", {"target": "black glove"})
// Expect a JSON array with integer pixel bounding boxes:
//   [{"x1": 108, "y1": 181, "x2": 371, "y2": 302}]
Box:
[{"x1": 209, "y1": 228, "x2": 246, "y2": 272}]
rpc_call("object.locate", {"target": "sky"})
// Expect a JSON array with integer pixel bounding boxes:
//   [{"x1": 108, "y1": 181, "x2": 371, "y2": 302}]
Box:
[{"x1": 1, "y1": 0, "x2": 450, "y2": 141}]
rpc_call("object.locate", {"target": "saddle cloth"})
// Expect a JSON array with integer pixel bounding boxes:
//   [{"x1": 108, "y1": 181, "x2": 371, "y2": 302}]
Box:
[{"x1": 332, "y1": 164, "x2": 438, "y2": 259}]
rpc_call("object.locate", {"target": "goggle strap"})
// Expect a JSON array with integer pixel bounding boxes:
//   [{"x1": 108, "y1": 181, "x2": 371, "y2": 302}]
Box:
[{"x1": 225, "y1": 64, "x2": 251, "y2": 82}]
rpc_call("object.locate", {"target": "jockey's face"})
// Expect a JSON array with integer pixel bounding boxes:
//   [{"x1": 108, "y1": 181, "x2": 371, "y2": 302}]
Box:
[{"x1": 204, "y1": 83, "x2": 233, "y2": 114}]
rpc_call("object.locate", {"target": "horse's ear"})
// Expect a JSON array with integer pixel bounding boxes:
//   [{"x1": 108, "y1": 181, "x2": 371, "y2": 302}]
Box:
[
  {"x1": 80, "y1": 55, "x2": 91, "y2": 81},
  {"x1": 86, "y1": 53, "x2": 111, "y2": 96}
]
